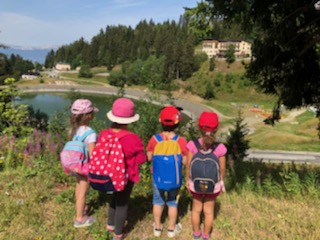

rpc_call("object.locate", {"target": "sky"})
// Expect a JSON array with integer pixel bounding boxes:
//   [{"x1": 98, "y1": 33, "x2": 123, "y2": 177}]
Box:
[{"x1": 0, "y1": 0, "x2": 197, "y2": 49}]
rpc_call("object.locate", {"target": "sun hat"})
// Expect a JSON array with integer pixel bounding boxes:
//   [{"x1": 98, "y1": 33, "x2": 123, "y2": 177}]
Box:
[
  {"x1": 159, "y1": 106, "x2": 183, "y2": 126},
  {"x1": 107, "y1": 98, "x2": 140, "y2": 124},
  {"x1": 198, "y1": 111, "x2": 219, "y2": 132},
  {"x1": 71, "y1": 99, "x2": 99, "y2": 115}
]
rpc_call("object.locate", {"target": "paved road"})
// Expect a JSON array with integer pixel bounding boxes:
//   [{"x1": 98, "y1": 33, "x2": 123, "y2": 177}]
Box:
[{"x1": 246, "y1": 149, "x2": 320, "y2": 164}]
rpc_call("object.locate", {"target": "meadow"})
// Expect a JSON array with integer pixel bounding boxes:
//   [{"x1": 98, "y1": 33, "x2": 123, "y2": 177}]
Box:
[{"x1": 1, "y1": 61, "x2": 320, "y2": 240}]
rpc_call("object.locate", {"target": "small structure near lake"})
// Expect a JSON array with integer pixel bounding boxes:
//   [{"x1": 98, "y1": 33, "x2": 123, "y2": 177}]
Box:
[{"x1": 55, "y1": 62, "x2": 71, "y2": 71}]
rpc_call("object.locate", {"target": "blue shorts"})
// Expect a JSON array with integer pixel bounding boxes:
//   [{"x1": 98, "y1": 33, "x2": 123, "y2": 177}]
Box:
[{"x1": 152, "y1": 180, "x2": 179, "y2": 207}]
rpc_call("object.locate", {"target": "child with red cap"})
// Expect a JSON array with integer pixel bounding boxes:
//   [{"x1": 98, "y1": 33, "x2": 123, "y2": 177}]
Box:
[
  {"x1": 146, "y1": 105, "x2": 188, "y2": 238},
  {"x1": 186, "y1": 111, "x2": 227, "y2": 240}
]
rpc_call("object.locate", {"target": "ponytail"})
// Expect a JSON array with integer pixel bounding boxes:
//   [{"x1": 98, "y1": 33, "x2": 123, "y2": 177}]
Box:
[{"x1": 200, "y1": 130, "x2": 216, "y2": 151}]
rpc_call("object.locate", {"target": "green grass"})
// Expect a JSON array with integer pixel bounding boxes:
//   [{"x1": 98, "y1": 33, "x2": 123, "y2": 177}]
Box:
[
  {"x1": 4, "y1": 60, "x2": 320, "y2": 239},
  {"x1": 1, "y1": 161, "x2": 320, "y2": 240},
  {"x1": 248, "y1": 111, "x2": 319, "y2": 151}
]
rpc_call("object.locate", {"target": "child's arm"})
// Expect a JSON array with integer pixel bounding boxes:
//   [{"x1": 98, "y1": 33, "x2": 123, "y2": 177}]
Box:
[
  {"x1": 185, "y1": 151, "x2": 193, "y2": 183},
  {"x1": 182, "y1": 155, "x2": 187, "y2": 166},
  {"x1": 147, "y1": 151, "x2": 153, "y2": 162},
  {"x1": 219, "y1": 155, "x2": 226, "y2": 180},
  {"x1": 87, "y1": 142, "x2": 95, "y2": 158}
]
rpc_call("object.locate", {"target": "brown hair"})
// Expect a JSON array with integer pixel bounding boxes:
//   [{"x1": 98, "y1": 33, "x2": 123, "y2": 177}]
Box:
[
  {"x1": 200, "y1": 129, "x2": 217, "y2": 151},
  {"x1": 68, "y1": 112, "x2": 93, "y2": 140}
]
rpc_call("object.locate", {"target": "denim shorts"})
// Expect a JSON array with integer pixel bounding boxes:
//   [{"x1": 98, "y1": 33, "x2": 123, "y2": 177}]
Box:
[{"x1": 152, "y1": 180, "x2": 179, "y2": 207}]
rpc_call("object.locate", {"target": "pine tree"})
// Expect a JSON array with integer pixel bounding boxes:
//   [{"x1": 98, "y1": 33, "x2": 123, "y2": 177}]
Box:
[{"x1": 226, "y1": 110, "x2": 250, "y2": 162}]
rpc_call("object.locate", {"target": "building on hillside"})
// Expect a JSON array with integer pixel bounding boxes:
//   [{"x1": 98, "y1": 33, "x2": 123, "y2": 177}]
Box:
[
  {"x1": 202, "y1": 39, "x2": 252, "y2": 59},
  {"x1": 21, "y1": 72, "x2": 40, "y2": 80},
  {"x1": 55, "y1": 62, "x2": 71, "y2": 71}
]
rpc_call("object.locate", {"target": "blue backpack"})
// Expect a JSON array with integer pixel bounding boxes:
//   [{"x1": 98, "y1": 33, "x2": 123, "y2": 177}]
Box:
[
  {"x1": 152, "y1": 134, "x2": 182, "y2": 191},
  {"x1": 189, "y1": 140, "x2": 220, "y2": 194},
  {"x1": 60, "y1": 129, "x2": 95, "y2": 176}
]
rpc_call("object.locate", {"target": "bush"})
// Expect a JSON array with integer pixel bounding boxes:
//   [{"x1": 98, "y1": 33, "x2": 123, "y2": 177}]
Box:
[{"x1": 78, "y1": 64, "x2": 93, "y2": 78}]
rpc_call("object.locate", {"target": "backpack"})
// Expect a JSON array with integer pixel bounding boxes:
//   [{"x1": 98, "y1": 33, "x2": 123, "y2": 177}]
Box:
[
  {"x1": 189, "y1": 139, "x2": 220, "y2": 194},
  {"x1": 152, "y1": 134, "x2": 183, "y2": 191},
  {"x1": 60, "y1": 129, "x2": 95, "y2": 176},
  {"x1": 88, "y1": 129, "x2": 131, "y2": 193}
]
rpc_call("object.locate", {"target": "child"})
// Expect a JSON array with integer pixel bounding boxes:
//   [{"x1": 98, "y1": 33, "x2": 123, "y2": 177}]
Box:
[
  {"x1": 69, "y1": 99, "x2": 99, "y2": 228},
  {"x1": 104, "y1": 98, "x2": 146, "y2": 240},
  {"x1": 146, "y1": 106, "x2": 188, "y2": 238},
  {"x1": 186, "y1": 111, "x2": 227, "y2": 240}
]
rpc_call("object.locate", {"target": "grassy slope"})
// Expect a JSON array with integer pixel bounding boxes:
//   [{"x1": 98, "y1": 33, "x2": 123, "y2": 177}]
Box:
[
  {"x1": 1, "y1": 166, "x2": 320, "y2": 240},
  {"x1": 3, "y1": 61, "x2": 320, "y2": 239},
  {"x1": 185, "y1": 60, "x2": 319, "y2": 151}
]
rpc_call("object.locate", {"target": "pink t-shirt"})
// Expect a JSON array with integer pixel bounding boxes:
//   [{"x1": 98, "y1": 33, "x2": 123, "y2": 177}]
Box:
[{"x1": 186, "y1": 138, "x2": 227, "y2": 157}]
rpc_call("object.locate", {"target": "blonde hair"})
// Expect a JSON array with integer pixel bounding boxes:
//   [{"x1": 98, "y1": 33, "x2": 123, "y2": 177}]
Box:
[
  {"x1": 69, "y1": 112, "x2": 93, "y2": 140},
  {"x1": 200, "y1": 129, "x2": 217, "y2": 151}
]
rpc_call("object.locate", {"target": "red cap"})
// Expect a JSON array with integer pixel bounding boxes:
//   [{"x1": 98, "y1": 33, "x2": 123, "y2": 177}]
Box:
[
  {"x1": 198, "y1": 111, "x2": 219, "y2": 131},
  {"x1": 160, "y1": 106, "x2": 182, "y2": 126}
]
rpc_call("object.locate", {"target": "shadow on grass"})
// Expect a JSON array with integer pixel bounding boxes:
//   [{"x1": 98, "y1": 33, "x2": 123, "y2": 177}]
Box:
[
  {"x1": 86, "y1": 187, "x2": 154, "y2": 234},
  {"x1": 127, "y1": 193, "x2": 153, "y2": 232}
]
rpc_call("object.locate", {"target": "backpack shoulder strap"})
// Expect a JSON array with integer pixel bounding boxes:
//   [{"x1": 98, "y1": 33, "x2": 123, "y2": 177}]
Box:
[
  {"x1": 154, "y1": 133, "x2": 163, "y2": 143},
  {"x1": 74, "y1": 129, "x2": 95, "y2": 142},
  {"x1": 193, "y1": 139, "x2": 201, "y2": 150},
  {"x1": 212, "y1": 142, "x2": 220, "y2": 151},
  {"x1": 171, "y1": 134, "x2": 179, "y2": 141}
]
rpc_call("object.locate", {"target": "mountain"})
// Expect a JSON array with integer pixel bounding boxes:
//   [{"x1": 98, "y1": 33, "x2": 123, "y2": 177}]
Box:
[{"x1": 0, "y1": 47, "x2": 54, "y2": 64}]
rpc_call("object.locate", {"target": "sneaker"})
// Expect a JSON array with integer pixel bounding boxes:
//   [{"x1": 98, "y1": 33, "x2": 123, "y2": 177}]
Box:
[
  {"x1": 152, "y1": 223, "x2": 163, "y2": 237},
  {"x1": 112, "y1": 233, "x2": 126, "y2": 240},
  {"x1": 74, "y1": 216, "x2": 95, "y2": 228},
  {"x1": 167, "y1": 223, "x2": 182, "y2": 238},
  {"x1": 202, "y1": 232, "x2": 210, "y2": 240},
  {"x1": 106, "y1": 224, "x2": 115, "y2": 233},
  {"x1": 193, "y1": 230, "x2": 202, "y2": 240}
]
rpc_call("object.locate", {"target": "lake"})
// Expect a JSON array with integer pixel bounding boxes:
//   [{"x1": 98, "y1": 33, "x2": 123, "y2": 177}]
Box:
[{"x1": 19, "y1": 93, "x2": 112, "y2": 122}]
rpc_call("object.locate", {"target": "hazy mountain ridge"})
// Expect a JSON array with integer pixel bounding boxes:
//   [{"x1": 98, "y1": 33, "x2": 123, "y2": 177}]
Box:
[{"x1": 0, "y1": 47, "x2": 55, "y2": 64}]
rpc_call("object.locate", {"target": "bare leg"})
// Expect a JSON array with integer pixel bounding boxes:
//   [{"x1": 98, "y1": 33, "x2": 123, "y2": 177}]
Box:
[
  {"x1": 75, "y1": 174, "x2": 89, "y2": 221},
  {"x1": 167, "y1": 206, "x2": 178, "y2": 230},
  {"x1": 203, "y1": 198, "x2": 215, "y2": 235},
  {"x1": 153, "y1": 204, "x2": 164, "y2": 229},
  {"x1": 192, "y1": 197, "x2": 203, "y2": 232}
]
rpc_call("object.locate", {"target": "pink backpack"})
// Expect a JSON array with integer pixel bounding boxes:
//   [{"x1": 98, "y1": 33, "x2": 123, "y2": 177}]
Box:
[
  {"x1": 88, "y1": 129, "x2": 131, "y2": 193},
  {"x1": 60, "y1": 129, "x2": 95, "y2": 176}
]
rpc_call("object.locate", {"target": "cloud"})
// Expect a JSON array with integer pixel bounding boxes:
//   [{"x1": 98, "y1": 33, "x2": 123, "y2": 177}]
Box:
[
  {"x1": 0, "y1": 12, "x2": 96, "y2": 47},
  {"x1": 0, "y1": 0, "x2": 195, "y2": 48},
  {"x1": 112, "y1": 0, "x2": 146, "y2": 8}
]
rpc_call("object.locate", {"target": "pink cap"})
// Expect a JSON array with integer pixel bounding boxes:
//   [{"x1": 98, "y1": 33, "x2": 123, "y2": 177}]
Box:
[
  {"x1": 106, "y1": 98, "x2": 140, "y2": 124},
  {"x1": 71, "y1": 99, "x2": 99, "y2": 115}
]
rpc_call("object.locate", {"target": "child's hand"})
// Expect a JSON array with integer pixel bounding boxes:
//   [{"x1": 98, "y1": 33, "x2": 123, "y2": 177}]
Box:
[
  {"x1": 186, "y1": 180, "x2": 191, "y2": 192},
  {"x1": 221, "y1": 180, "x2": 226, "y2": 193}
]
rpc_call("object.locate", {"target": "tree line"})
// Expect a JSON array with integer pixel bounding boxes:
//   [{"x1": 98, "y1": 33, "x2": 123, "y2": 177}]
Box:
[
  {"x1": 0, "y1": 53, "x2": 37, "y2": 84},
  {"x1": 44, "y1": 19, "x2": 200, "y2": 86},
  {"x1": 43, "y1": 16, "x2": 244, "y2": 88}
]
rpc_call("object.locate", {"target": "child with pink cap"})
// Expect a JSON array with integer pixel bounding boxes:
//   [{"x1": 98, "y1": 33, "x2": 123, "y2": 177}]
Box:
[
  {"x1": 69, "y1": 99, "x2": 99, "y2": 228},
  {"x1": 103, "y1": 97, "x2": 146, "y2": 240},
  {"x1": 186, "y1": 111, "x2": 227, "y2": 240}
]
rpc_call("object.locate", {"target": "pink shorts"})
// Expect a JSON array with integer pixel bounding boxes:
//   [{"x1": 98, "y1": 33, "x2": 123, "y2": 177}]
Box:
[{"x1": 190, "y1": 190, "x2": 221, "y2": 200}]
